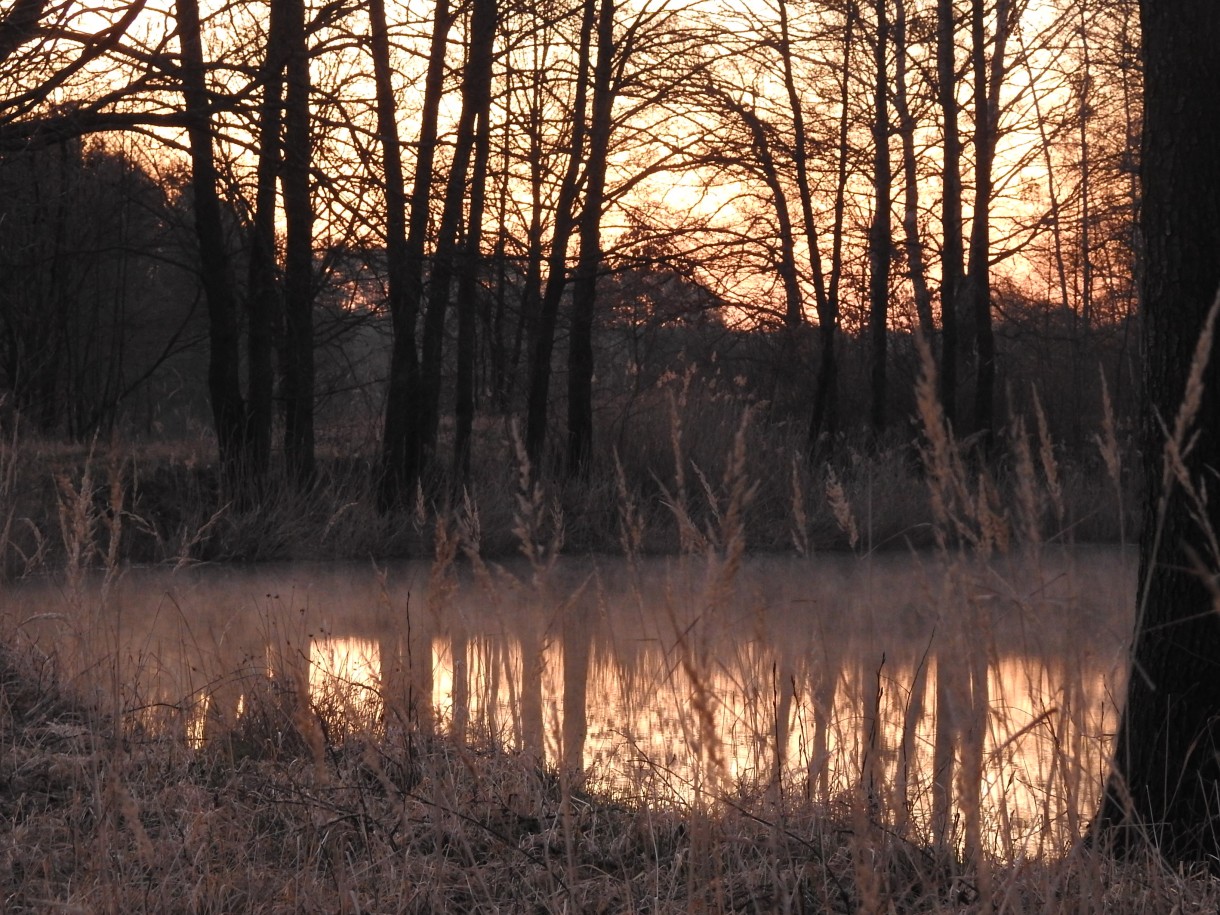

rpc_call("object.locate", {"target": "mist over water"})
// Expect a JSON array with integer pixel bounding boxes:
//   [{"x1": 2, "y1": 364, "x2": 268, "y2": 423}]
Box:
[{"x1": 9, "y1": 546, "x2": 1134, "y2": 855}]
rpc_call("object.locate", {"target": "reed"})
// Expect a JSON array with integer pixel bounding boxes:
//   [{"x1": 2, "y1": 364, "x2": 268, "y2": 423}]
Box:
[{"x1": 3, "y1": 373, "x2": 1205, "y2": 913}]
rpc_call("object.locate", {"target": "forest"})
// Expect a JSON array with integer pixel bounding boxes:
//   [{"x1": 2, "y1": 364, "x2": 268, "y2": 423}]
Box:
[
  {"x1": 15, "y1": 0, "x2": 1220, "y2": 908},
  {"x1": 0, "y1": 0, "x2": 1142, "y2": 555}
]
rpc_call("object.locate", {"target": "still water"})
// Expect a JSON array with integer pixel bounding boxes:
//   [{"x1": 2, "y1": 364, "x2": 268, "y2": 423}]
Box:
[{"x1": 8, "y1": 546, "x2": 1133, "y2": 857}]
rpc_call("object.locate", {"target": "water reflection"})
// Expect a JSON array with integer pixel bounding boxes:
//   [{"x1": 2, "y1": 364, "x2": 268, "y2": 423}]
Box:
[{"x1": 7, "y1": 548, "x2": 1131, "y2": 853}]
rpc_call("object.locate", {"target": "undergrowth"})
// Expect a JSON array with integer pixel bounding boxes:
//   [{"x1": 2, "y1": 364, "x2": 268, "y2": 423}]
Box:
[
  {"x1": 2, "y1": 366, "x2": 1203, "y2": 913},
  {"x1": 0, "y1": 368, "x2": 1136, "y2": 575}
]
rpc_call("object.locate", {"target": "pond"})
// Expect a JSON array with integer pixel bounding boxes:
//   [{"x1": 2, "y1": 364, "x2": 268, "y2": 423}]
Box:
[{"x1": 5, "y1": 545, "x2": 1134, "y2": 859}]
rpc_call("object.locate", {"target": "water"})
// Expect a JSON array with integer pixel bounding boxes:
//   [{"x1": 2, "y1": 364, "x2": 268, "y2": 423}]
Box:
[{"x1": 6, "y1": 546, "x2": 1134, "y2": 856}]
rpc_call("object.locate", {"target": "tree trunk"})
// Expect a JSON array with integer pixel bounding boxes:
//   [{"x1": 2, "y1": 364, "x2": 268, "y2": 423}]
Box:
[
  {"x1": 176, "y1": 0, "x2": 246, "y2": 484},
  {"x1": 1077, "y1": 0, "x2": 1093, "y2": 332},
  {"x1": 736, "y1": 98, "x2": 802, "y2": 334},
  {"x1": 868, "y1": 0, "x2": 891, "y2": 439},
  {"x1": 244, "y1": 0, "x2": 288, "y2": 486},
  {"x1": 379, "y1": 0, "x2": 450, "y2": 509},
  {"x1": 421, "y1": 0, "x2": 500, "y2": 478},
  {"x1": 452, "y1": 0, "x2": 497, "y2": 487},
  {"x1": 1072, "y1": 3, "x2": 1094, "y2": 446},
  {"x1": 281, "y1": 0, "x2": 314, "y2": 487},
  {"x1": 936, "y1": 0, "x2": 963, "y2": 427},
  {"x1": 524, "y1": 0, "x2": 596, "y2": 470},
  {"x1": 1096, "y1": 0, "x2": 1220, "y2": 867},
  {"x1": 893, "y1": 0, "x2": 935, "y2": 349},
  {"x1": 963, "y1": 0, "x2": 1009, "y2": 448},
  {"x1": 778, "y1": 0, "x2": 829, "y2": 331},
  {"x1": 488, "y1": 88, "x2": 514, "y2": 411},
  {"x1": 511, "y1": 93, "x2": 545, "y2": 408},
  {"x1": 566, "y1": 0, "x2": 615, "y2": 476},
  {"x1": 809, "y1": 1, "x2": 855, "y2": 450}
]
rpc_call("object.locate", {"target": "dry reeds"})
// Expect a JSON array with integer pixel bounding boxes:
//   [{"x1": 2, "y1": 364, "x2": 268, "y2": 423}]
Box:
[{"x1": 0, "y1": 351, "x2": 1189, "y2": 913}]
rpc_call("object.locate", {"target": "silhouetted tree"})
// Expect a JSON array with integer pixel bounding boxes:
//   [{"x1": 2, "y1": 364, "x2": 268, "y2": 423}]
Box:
[
  {"x1": 936, "y1": 0, "x2": 964, "y2": 426},
  {"x1": 176, "y1": 0, "x2": 246, "y2": 484},
  {"x1": 1096, "y1": 0, "x2": 1220, "y2": 867},
  {"x1": 244, "y1": 0, "x2": 291, "y2": 482},
  {"x1": 566, "y1": 0, "x2": 615, "y2": 475},
  {"x1": 281, "y1": 0, "x2": 316, "y2": 487},
  {"x1": 380, "y1": 0, "x2": 451, "y2": 508},
  {"x1": 525, "y1": 0, "x2": 597, "y2": 470},
  {"x1": 452, "y1": 0, "x2": 498, "y2": 486},
  {"x1": 867, "y1": 0, "x2": 892, "y2": 437}
]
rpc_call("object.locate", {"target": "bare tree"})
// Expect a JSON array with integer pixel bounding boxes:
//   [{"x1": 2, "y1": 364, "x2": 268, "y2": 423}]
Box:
[
  {"x1": 1096, "y1": 0, "x2": 1220, "y2": 867},
  {"x1": 281, "y1": 0, "x2": 316, "y2": 486},
  {"x1": 244, "y1": 0, "x2": 291, "y2": 483},
  {"x1": 867, "y1": 0, "x2": 892, "y2": 437},
  {"x1": 419, "y1": 0, "x2": 501, "y2": 477},
  {"x1": 961, "y1": 0, "x2": 1012, "y2": 445},
  {"x1": 936, "y1": 0, "x2": 964, "y2": 426},
  {"x1": 525, "y1": 0, "x2": 597, "y2": 469},
  {"x1": 380, "y1": 0, "x2": 452, "y2": 508},
  {"x1": 893, "y1": 0, "x2": 934, "y2": 349},
  {"x1": 566, "y1": 0, "x2": 616, "y2": 475},
  {"x1": 176, "y1": 0, "x2": 246, "y2": 485},
  {"x1": 452, "y1": 0, "x2": 498, "y2": 486},
  {"x1": 808, "y1": 0, "x2": 856, "y2": 448}
]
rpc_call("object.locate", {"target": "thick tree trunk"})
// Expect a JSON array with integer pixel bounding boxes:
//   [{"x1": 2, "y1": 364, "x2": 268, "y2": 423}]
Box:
[
  {"x1": 1096, "y1": 0, "x2": 1220, "y2": 866},
  {"x1": 176, "y1": 0, "x2": 245, "y2": 483},
  {"x1": 566, "y1": 0, "x2": 615, "y2": 476}
]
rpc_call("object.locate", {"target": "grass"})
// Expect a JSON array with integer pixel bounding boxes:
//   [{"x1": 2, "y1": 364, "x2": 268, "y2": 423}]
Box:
[
  {"x1": 4, "y1": 367, "x2": 1211, "y2": 913},
  {"x1": 0, "y1": 363, "x2": 1138, "y2": 573},
  {"x1": 2, "y1": 610, "x2": 1217, "y2": 913}
]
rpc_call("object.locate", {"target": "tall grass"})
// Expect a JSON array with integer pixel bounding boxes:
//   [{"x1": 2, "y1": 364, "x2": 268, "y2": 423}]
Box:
[
  {"x1": 4, "y1": 377, "x2": 1211, "y2": 913},
  {"x1": 0, "y1": 362, "x2": 1137, "y2": 572}
]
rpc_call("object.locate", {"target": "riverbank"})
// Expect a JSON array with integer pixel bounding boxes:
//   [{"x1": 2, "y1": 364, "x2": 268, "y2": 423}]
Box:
[
  {"x1": 0, "y1": 396, "x2": 1135, "y2": 575},
  {"x1": 1, "y1": 394, "x2": 1173, "y2": 910},
  {"x1": 1, "y1": 625, "x2": 1213, "y2": 914}
]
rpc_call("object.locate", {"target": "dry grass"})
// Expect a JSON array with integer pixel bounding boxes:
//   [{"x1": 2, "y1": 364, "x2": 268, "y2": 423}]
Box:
[
  {"x1": 1, "y1": 367, "x2": 1200, "y2": 913},
  {"x1": 3, "y1": 617, "x2": 1218, "y2": 914},
  {"x1": 0, "y1": 364, "x2": 1137, "y2": 572}
]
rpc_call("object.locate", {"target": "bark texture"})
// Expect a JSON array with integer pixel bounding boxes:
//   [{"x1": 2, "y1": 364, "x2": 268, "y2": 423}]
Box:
[{"x1": 1097, "y1": 0, "x2": 1220, "y2": 866}]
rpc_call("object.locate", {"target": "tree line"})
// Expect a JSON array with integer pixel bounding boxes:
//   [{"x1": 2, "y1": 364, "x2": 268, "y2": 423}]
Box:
[{"x1": 0, "y1": 0, "x2": 1140, "y2": 499}]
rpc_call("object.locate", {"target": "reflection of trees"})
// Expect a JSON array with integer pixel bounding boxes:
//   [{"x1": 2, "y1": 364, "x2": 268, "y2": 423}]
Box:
[
  {"x1": 19, "y1": 553, "x2": 1127, "y2": 860},
  {"x1": 379, "y1": 602, "x2": 435, "y2": 734}
]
